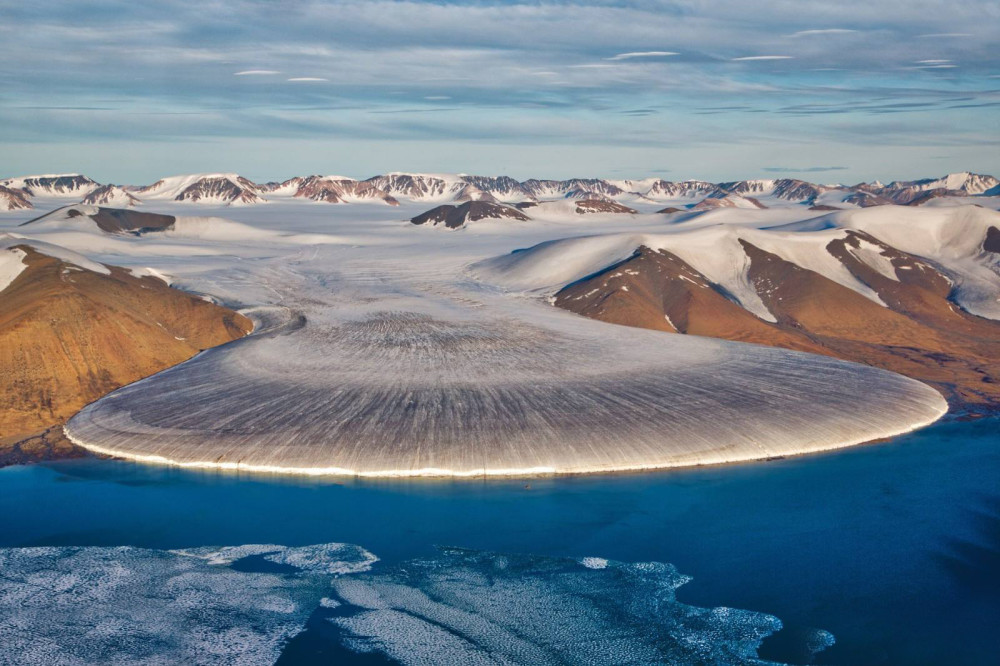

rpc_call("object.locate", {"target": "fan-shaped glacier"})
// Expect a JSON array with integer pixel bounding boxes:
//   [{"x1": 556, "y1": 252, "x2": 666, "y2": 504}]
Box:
[{"x1": 58, "y1": 203, "x2": 948, "y2": 476}]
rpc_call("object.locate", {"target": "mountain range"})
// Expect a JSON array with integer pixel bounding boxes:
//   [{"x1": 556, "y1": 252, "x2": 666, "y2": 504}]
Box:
[
  {"x1": 1, "y1": 171, "x2": 996, "y2": 212},
  {"x1": 473, "y1": 205, "x2": 1000, "y2": 411}
]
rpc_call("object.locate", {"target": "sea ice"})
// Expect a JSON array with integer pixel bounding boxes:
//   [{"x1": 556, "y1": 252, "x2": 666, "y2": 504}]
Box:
[
  {"x1": 328, "y1": 548, "x2": 791, "y2": 665},
  {"x1": 0, "y1": 543, "x2": 372, "y2": 665}
]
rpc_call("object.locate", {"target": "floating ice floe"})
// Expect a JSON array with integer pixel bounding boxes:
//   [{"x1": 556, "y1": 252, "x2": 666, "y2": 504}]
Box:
[
  {"x1": 0, "y1": 543, "x2": 375, "y2": 666},
  {"x1": 0, "y1": 543, "x2": 829, "y2": 665},
  {"x1": 327, "y1": 548, "x2": 799, "y2": 665}
]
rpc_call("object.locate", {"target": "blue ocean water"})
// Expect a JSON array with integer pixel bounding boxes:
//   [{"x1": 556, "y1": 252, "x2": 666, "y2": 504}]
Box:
[{"x1": 1, "y1": 416, "x2": 997, "y2": 664}]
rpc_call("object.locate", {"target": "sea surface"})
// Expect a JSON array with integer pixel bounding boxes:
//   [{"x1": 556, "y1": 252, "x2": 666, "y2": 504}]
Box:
[{"x1": 1, "y1": 416, "x2": 997, "y2": 665}]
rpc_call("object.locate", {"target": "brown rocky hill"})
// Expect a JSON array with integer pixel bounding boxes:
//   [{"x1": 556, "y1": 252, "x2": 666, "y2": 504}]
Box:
[
  {"x1": 575, "y1": 199, "x2": 638, "y2": 214},
  {"x1": 294, "y1": 175, "x2": 400, "y2": 205},
  {"x1": 411, "y1": 201, "x2": 529, "y2": 229},
  {"x1": 0, "y1": 185, "x2": 33, "y2": 211},
  {"x1": 555, "y1": 230, "x2": 1000, "y2": 412},
  {"x1": 0, "y1": 245, "x2": 252, "y2": 465},
  {"x1": 23, "y1": 206, "x2": 176, "y2": 235}
]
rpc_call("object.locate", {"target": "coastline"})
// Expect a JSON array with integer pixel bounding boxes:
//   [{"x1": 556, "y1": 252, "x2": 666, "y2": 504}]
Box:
[{"x1": 62, "y1": 390, "x2": 947, "y2": 480}]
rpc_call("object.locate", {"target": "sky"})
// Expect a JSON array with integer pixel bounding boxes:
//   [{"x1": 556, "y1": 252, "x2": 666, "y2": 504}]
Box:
[{"x1": 1, "y1": 0, "x2": 998, "y2": 184}]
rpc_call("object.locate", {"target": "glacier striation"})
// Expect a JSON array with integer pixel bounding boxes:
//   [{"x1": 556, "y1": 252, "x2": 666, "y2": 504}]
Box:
[{"x1": 63, "y1": 234, "x2": 947, "y2": 477}]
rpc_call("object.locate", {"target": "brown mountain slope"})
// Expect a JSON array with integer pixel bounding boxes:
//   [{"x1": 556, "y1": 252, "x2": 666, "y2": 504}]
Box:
[
  {"x1": 575, "y1": 199, "x2": 638, "y2": 214},
  {"x1": 554, "y1": 247, "x2": 827, "y2": 355},
  {"x1": 0, "y1": 246, "x2": 252, "y2": 464},
  {"x1": 411, "y1": 201, "x2": 529, "y2": 229},
  {"x1": 21, "y1": 206, "x2": 176, "y2": 235},
  {"x1": 556, "y1": 241, "x2": 1000, "y2": 412}
]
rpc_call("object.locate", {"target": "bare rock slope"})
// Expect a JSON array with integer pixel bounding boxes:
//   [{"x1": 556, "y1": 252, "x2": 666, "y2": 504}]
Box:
[
  {"x1": 555, "y1": 224, "x2": 1000, "y2": 411},
  {"x1": 0, "y1": 244, "x2": 252, "y2": 464},
  {"x1": 411, "y1": 201, "x2": 530, "y2": 229}
]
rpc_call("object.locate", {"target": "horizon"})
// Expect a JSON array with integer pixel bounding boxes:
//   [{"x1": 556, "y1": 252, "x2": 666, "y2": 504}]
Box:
[
  {"x1": 2, "y1": 167, "x2": 995, "y2": 189},
  {"x1": 2, "y1": 0, "x2": 998, "y2": 183}
]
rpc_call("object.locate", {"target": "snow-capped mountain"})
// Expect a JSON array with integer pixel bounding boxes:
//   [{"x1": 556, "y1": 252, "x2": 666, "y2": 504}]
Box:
[
  {"x1": 692, "y1": 194, "x2": 767, "y2": 210},
  {"x1": 771, "y1": 179, "x2": 832, "y2": 202},
  {"x1": 452, "y1": 182, "x2": 500, "y2": 203},
  {"x1": 886, "y1": 171, "x2": 998, "y2": 196},
  {"x1": 133, "y1": 174, "x2": 265, "y2": 205},
  {"x1": 713, "y1": 179, "x2": 778, "y2": 197},
  {"x1": 1, "y1": 174, "x2": 98, "y2": 198},
  {"x1": 842, "y1": 191, "x2": 895, "y2": 208},
  {"x1": 476, "y1": 203, "x2": 1000, "y2": 328},
  {"x1": 521, "y1": 178, "x2": 626, "y2": 200},
  {"x1": 641, "y1": 180, "x2": 717, "y2": 200},
  {"x1": 293, "y1": 176, "x2": 399, "y2": 205},
  {"x1": 82, "y1": 185, "x2": 140, "y2": 207},
  {"x1": 364, "y1": 173, "x2": 465, "y2": 201},
  {"x1": 0, "y1": 170, "x2": 996, "y2": 214},
  {"x1": 460, "y1": 176, "x2": 534, "y2": 202},
  {"x1": 259, "y1": 177, "x2": 304, "y2": 196},
  {"x1": 0, "y1": 185, "x2": 33, "y2": 211},
  {"x1": 711, "y1": 178, "x2": 830, "y2": 203}
]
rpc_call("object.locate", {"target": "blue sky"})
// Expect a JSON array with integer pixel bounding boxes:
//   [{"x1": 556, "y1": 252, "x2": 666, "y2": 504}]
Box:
[{"x1": 1, "y1": 0, "x2": 998, "y2": 183}]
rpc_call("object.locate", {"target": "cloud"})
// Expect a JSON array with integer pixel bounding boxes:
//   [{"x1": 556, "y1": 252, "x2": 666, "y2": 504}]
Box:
[
  {"x1": 731, "y1": 55, "x2": 794, "y2": 61},
  {"x1": 763, "y1": 165, "x2": 849, "y2": 173},
  {"x1": 605, "y1": 51, "x2": 679, "y2": 61},
  {"x1": 788, "y1": 29, "x2": 858, "y2": 37},
  {"x1": 1, "y1": 0, "x2": 997, "y2": 182}
]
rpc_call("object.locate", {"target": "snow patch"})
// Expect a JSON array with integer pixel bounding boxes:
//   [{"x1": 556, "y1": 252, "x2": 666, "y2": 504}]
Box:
[
  {"x1": 849, "y1": 237, "x2": 899, "y2": 281},
  {"x1": 0, "y1": 246, "x2": 27, "y2": 292},
  {"x1": 0, "y1": 232, "x2": 110, "y2": 275}
]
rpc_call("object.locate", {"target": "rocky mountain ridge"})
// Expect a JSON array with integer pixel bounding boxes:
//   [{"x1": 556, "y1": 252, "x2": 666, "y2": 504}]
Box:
[{"x1": 1, "y1": 171, "x2": 996, "y2": 212}]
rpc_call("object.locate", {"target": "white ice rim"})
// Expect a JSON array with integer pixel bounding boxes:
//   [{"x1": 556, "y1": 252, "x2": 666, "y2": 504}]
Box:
[{"x1": 63, "y1": 401, "x2": 947, "y2": 479}]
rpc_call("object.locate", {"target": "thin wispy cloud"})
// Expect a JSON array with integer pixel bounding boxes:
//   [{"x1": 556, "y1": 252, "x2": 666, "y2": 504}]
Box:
[
  {"x1": 605, "y1": 51, "x2": 679, "y2": 61},
  {"x1": 788, "y1": 29, "x2": 858, "y2": 37},
  {"x1": 0, "y1": 0, "x2": 996, "y2": 181},
  {"x1": 732, "y1": 55, "x2": 794, "y2": 61}
]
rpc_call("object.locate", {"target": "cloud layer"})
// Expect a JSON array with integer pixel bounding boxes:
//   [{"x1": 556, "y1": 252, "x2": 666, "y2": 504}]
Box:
[{"x1": 0, "y1": 0, "x2": 996, "y2": 181}]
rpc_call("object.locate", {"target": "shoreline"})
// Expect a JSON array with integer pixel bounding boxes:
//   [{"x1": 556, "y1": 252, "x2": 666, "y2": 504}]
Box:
[{"x1": 62, "y1": 396, "x2": 947, "y2": 480}]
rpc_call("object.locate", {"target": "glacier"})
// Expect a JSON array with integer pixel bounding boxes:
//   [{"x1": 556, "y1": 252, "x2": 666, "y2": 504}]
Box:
[{"x1": 1, "y1": 198, "x2": 954, "y2": 477}]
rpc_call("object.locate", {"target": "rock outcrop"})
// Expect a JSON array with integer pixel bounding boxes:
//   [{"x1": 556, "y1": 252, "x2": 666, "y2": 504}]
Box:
[{"x1": 0, "y1": 244, "x2": 252, "y2": 463}]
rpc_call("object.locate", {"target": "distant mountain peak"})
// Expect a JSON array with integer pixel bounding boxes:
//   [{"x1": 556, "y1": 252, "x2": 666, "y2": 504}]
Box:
[
  {"x1": 410, "y1": 201, "x2": 529, "y2": 229},
  {"x1": 0, "y1": 170, "x2": 996, "y2": 213}
]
